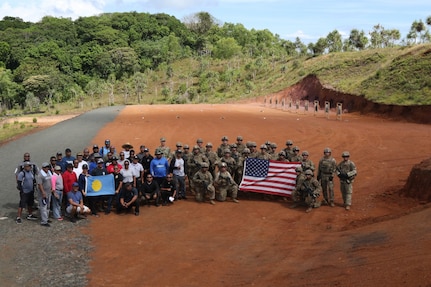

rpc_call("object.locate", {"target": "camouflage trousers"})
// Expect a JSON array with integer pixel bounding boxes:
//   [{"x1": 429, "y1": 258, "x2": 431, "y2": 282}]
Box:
[
  {"x1": 340, "y1": 181, "x2": 353, "y2": 206},
  {"x1": 320, "y1": 176, "x2": 334, "y2": 203},
  {"x1": 215, "y1": 185, "x2": 238, "y2": 201},
  {"x1": 195, "y1": 185, "x2": 215, "y2": 202}
]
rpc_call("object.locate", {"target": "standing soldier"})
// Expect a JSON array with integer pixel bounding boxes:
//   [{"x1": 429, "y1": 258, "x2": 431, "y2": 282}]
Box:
[
  {"x1": 187, "y1": 145, "x2": 209, "y2": 193},
  {"x1": 214, "y1": 162, "x2": 239, "y2": 203},
  {"x1": 317, "y1": 147, "x2": 337, "y2": 207},
  {"x1": 204, "y1": 142, "x2": 219, "y2": 174},
  {"x1": 269, "y1": 142, "x2": 278, "y2": 160},
  {"x1": 256, "y1": 144, "x2": 272, "y2": 160},
  {"x1": 236, "y1": 148, "x2": 250, "y2": 185},
  {"x1": 196, "y1": 138, "x2": 205, "y2": 154},
  {"x1": 157, "y1": 137, "x2": 171, "y2": 159},
  {"x1": 215, "y1": 149, "x2": 237, "y2": 179},
  {"x1": 192, "y1": 163, "x2": 216, "y2": 205},
  {"x1": 299, "y1": 169, "x2": 322, "y2": 213},
  {"x1": 235, "y1": 136, "x2": 246, "y2": 154},
  {"x1": 301, "y1": 151, "x2": 315, "y2": 172},
  {"x1": 248, "y1": 142, "x2": 258, "y2": 158},
  {"x1": 336, "y1": 151, "x2": 357, "y2": 210},
  {"x1": 217, "y1": 136, "x2": 230, "y2": 158},
  {"x1": 276, "y1": 151, "x2": 289, "y2": 162},
  {"x1": 283, "y1": 140, "x2": 294, "y2": 160},
  {"x1": 289, "y1": 146, "x2": 303, "y2": 162}
]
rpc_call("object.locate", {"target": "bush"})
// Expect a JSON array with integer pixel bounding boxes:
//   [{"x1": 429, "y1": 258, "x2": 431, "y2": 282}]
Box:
[{"x1": 32, "y1": 118, "x2": 37, "y2": 123}]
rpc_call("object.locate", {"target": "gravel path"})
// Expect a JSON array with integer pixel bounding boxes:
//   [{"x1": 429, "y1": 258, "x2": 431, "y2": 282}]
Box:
[{"x1": 0, "y1": 106, "x2": 123, "y2": 287}]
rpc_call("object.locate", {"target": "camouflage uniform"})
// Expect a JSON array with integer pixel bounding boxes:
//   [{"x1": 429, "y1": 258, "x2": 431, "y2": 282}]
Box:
[
  {"x1": 276, "y1": 151, "x2": 289, "y2": 162},
  {"x1": 214, "y1": 164, "x2": 239, "y2": 202},
  {"x1": 317, "y1": 148, "x2": 337, "y2": 206},
  {"x1": 187, "y1": 146, "x2": 209, "y2": 179},
  {"x1": 289, "y1": 146, "x2": 303, "y2": 162},
  {"x1": 192, "y1": 163, "x2": 215, "y2": 204},
  {"x1": 291, "y1": 167, "x2": 306, "y2": 204},
  {"x1": 299, "y1": 170, "x2": 322, "y2": 212},
  {"x1": 235, "y1": 148, "x2": 250, "y2": 185},
  {"x1": 336, "y1": 151, "x2": 357, "y2": 210},
  {"x1": 247, "y1": 142, "x2": 258, "y2": 159},
  {"x1": 235, "y1": 136, "x2": 246, "y2": 154},
  {"x1": 215, "y1": 149, "x2": 237, "y2": 178},
  {"x1": 217, "y1": 136, "x2": 230, "y2": 158},
  {"x1": 256, "y1": 144, "x2": 272, "y2": 160},
  {"x1": 204, "y1": 143, "x2": 219, "y2": 174},
  {"x1": 283, "y1": 140, "x2": 294, "y2": 160},
  {"x1": 196, "y1": 138, "x2": 205, "y2": 154},
  {"x1": 301, "y1": 151, "x2": 315, "y2": 172},
  {"x1": 157, "y1": 137, "x2": 171, "y2": 159}
]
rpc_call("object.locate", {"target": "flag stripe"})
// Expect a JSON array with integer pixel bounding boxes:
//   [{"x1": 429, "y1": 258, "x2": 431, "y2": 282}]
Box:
[{"x1": 239, "y1": 158, "x2": 300, "y2": 196}]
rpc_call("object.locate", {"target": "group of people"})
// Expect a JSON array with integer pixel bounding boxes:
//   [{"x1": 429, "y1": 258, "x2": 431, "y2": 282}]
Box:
[{"x1": 14, "y1": 136, "x2": 357, "y2": 226}]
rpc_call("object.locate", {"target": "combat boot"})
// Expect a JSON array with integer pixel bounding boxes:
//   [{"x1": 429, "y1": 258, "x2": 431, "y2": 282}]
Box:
[
  {"x1": 345, "y1": 205, "x2": 351, "y2": 211},
  {"x1": 232, "y1": 198, "x2": 239, "y2": 203},
  {"x1": 330, "y1": 202, "x2": 335, "y2": 207},
  {"x1": 210, "y1": 200, "x2": 216, "y2": 205}
]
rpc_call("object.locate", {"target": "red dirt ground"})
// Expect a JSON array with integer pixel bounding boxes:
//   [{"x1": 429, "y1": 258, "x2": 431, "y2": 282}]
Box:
[{"x1": 85, "y1": 104, "x2": 431, "y2": 287}]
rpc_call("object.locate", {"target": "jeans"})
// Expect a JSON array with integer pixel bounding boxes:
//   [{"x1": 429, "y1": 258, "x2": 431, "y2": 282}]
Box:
[
  {"x1": 173, "y1": 175, "x2": 186, "y2": 198},
  {"x1": 52, "y1": 190, "x2": 63, "y2": 219}
]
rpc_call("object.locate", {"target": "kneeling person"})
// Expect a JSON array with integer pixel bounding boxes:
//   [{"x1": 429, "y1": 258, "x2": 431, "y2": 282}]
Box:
[
  {"x1": 214, "y1": 163, "x2": 239, "y2": 203},
  {"x1": 67, "y1": 182, "x2": 91, "y2": 222},
  {"x1": 192, "y1": 162, "x2": 216, "y2": 205},
  {"x1": 298, "y1": 170, "x2": 322, "y2": 213},
  {"x1": 118, "y1": 183, "x2": 140, "y2": 215}
]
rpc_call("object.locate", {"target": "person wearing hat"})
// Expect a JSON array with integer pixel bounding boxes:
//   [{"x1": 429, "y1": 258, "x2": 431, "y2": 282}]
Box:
[
  {"x1": 15, "y1": 161, "x2": 38, "y2": 224},
  {"x1": 256, "y1": 144, "x2": 271, "y2": 160},
  {"x1": 235, "y1": 136, "x2": 246, "y2": 154},
  {"x1": 82, "y1": 148, "x2": 91, "y2": 162},
  {"x1": 283, "y1": 140, "x2": 295, "y2": 160},
  {"x1": 140, "y1": 147, "x2": 153, "y2": 179},
  {"x1": 61, "y1": 148, "x2": 76, "y2": 169},
  {"x1": 196, "y1": 138, "x2": 205, "y2": 154},
  {"x1": 214, "y1": 149, "x2": 236, "y2": 179},
  {"x1": 62, "y1": 163, "x2": 78, "y2": 195},
  {"x1": 74, "y1": 152, "x2": 88, "y2": 178},
  {"x1": 298, "y1": 169, "x2": 322, "y2": 213},
  {"x1": 290, "y1": 166, "x2": 306, "y2": 209},
  {"x1": 36, "y1": 162, "x2": 54, "y2": 227},
  {"x1": 290, "y1": 146, "x2": 303, "y2": 162},
  {"x1": 301, "y1": 151, "x2": 315, "y2": 172},
  {"x1": 214, "y1": 162, "x2": 239, "y2": 203},
  {"x1": 141, "y1": 173, "x2": 161, "y2": 207},
  {"x1": 217, "y1": 136, "x2": 230, "y2": 158},
  {"x1": 248, "y1": 142, "x2": 258, "y2": 158},
  {"x1": 121, "y1": 142, "x2": 134, "y2": 159},
  {"x1": 336, "y1": 151, "x2": 357, "y2": 211},
  {"x1": 89, "y1": 145, "x2": 100, "y2": 162},
  {"x1": 157, "y1": 137, "x2": 171, "y2": 159},
  {"x1": 67, "y1": 182, "x2": 91, "y2": 222},
  {"x1": 107, "y1": 155, "x2": 123, "y2": 174},
  {"x1": 136, "y1": 145, "x2": 147, "y2": 161},
  {"x1": 90, "y1": 159, "x2": 109, "y2": 216},
  {"x1": 169, "y1": 149, "x2": 187, "y2": 200},
  {"x1": 130, "y1": 155, "x2": 144, "y2": 188},
  {"x1": 51, "y1": 165, "x2": 64, "y2": 221},
  {"x1": 204, "y1": 142, "x2": 219, "y2": 174},
  {"x1": 317, "y1": 147, "x2": 337, "y2": 207},
  {"x1": 187, "y1": 146, "x2": 210, "y2": 187},
  {"x1": 150, "y1": 149, "x2": 169, "y2": 187},
  {"x1": 192, "y1": 162, "x2": 216, "y2": 205},
  {"x1": 55, "y1": 151, "x2": 66, "y2": 172},
  {"x1": 276, "y1": 150, "x2": 288, "y2": 162},
  {"x1": 170, "y1": 142, "x2": 183, "y2": 160},
  {"x1": 235, "y1": 148, "x2": 250, "y2": 185}
]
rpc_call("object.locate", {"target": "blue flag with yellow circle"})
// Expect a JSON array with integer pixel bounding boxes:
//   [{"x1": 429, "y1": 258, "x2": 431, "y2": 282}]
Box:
[{"x1": 86, "y1": 174, "x2": 115, "y2": 197}]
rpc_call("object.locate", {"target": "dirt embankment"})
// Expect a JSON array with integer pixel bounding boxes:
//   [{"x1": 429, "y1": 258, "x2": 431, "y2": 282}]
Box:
[{"x1": 267, "y1": 75, "x2": 431, "y2": 124}]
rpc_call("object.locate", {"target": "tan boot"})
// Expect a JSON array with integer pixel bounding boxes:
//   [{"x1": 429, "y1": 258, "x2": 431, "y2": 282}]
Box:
[
  {"x1": 330, "y1": 202, "x2": 335, "y2": 207},
  {"x1": 210, "y1": 200, "x2": 216, "y2": 205},
  {"x1": 345, "y1": 205, "x2": 350, "y2": 211},
  {"x1": 232, "y1": 198, "x2": 239, "y2": 203}
]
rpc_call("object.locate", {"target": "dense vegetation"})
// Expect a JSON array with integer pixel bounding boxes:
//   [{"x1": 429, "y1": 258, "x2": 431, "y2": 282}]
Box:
[{"x1": 0, "y1": 12, "x2": 430, "y2": 114}]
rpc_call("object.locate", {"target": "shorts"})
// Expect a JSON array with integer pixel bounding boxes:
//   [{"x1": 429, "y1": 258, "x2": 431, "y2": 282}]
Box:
[
  {"x1": 66, "y1": 205, "x2": 91, "y2": 214},
  {"x1": 19, "y1": 191, "x2": 34, "y2": 208}
]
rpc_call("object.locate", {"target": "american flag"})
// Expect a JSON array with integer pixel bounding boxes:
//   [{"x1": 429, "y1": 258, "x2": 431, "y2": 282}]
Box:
[{"x1": 239, "y1": 158, "x2": 300, "y2": 196}]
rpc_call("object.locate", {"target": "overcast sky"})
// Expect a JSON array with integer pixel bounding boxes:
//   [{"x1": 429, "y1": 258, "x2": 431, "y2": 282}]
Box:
[{"x1": 1, "y1": 0, "x2": 430, "y2": 43}]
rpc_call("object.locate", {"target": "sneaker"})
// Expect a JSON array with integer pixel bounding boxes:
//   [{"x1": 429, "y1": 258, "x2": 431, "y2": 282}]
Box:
[
  {"x1": 330, "y1": 202, "x2": 335, "y2": 207},
  {"x1": 16, "y1": 217, "x2": 22, "y2": 224},
  {"x1": 26, "y1": 214, "x2": 38, "y2": 221},
  {"x1": 135, "y1": 211, "x2": 139, "y2": 216},
  {"x1": 57, "y1": 217, "x2": 64, "y2": 221},
  {"x1": 210, "y1": 200, "x2": 216, "y2": 205},
  {"x1": 306, "y1": 207, "x2": 313, "y2": 213},
  {"x1": 232, "y1": 198, "x2": 239, "y2": 203},
  {"x1": 40, "y1": 223, "x2": 50, "y2": 227},
  {"x1": 345, "y1": 205, "x2": 351, "y2": 211}
]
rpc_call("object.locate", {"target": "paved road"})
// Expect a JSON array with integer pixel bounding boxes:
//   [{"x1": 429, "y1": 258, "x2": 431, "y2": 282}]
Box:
[{"x1": 0, "y1": 106, "x2": 124, "y2": 218}]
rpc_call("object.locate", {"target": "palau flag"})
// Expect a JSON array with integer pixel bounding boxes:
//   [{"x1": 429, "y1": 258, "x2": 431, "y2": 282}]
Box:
[{"x1": 86, "y1": 174, "x2": 115, "y2": 197}]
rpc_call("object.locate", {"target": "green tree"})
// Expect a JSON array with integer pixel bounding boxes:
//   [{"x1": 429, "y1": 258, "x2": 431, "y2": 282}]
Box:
[
  {"x1": 213, "y1": 37, "x2": 242, "y2": 59},
  {"x1": 326, "y1": 30, "x2": 343, "y2": 52},
  {"x1": 348, "y1": 29, "x2": 368, "y2": 50}
]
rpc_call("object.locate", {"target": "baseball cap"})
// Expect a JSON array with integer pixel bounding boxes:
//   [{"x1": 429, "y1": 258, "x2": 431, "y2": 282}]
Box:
[
  {"x1": 105, "y1": 139, "x2": 110, "y2": 144},
  {"x1": 23, "y1": 161, "x2": 31, "y2": 166},
  {"x1": 143, "y1": 148, "x2": 149, "y2": 152},
  {"x1": 41, "y1": 162, "x2": 50, "y2": 168},
  {"x1": 97, "y1": 159, "x2": 104, "y2": 164},
  {"x1": 54, "y1": 165, "x2": 62, "y2": 171},
  {"x1": 56, "y1": 151, "x2": 62, "y2": 156},
  {"x1": 72, "y1": 182, "x2": 79, "y2": 187},
  {"x1": 160, "y1": 137, "x2": 166, "y2": 142},
  {"x1": 93, "y1": 144, "x2": 99, "y2": 148},
  {"x1": 65, "y1": 148, "x2": 71, "y2": 153}
]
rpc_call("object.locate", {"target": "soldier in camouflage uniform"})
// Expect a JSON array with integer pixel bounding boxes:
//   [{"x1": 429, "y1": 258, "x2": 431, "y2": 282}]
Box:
[
  {"x1": 196, "y1": 138, "x2": 205, "y2": 154},
  {"x1": 230, "y1": 143, "x2": 240, "y2": 163},
  {"x1": 214, "y1": 162, "x2": 239, "y2": 203},
  {"x1": 235, "y1": 136, "x2": 246, "y2": 154},
  {"x1": 290, "y1": 166, "x2": 306, "y2": 208},
  {"x1": 215, "y1": 149, "x2": 237, "y2": 179},
  {"x1": 317, "y1": 147, "x2": 337, "y2": 207},
  {"x1": 192, "y1": 162, "x2": 216, "y2": 205},
  {"x1": 283, "y1": 140, "x2": 294, "y2": 160},
  {"x1": 336, "y1": 151, "x2": 357, "y2": 210},
  {"x1": 276, "y1": 151, "x2": 289, "y2": 162},
  {"x1": 256, "y1": 144, "x2": 272, "y2": 160},
  {"x1": 187, "y1": 145, "x2": 209, "y2": 179},
  {"x1": 301, "y1": 151, "x2": 315, "y2": 172},
  {"x1": 298, "y1": 169, "x2": 322, "y2": 213},
  {"x1": 204, "y1": 142, "x2": 219, "y2": 174},
  {"x1": 157, "y1": 137, "x2": 171, "y2": 159},
  {"x1": 236, "y1": 148, "x2": 250, "y2": 185},
  {"x1": 289, "y1": 146, "x2": 303, "y2": 162},
  {"x1": 182, "y1": 145, "x2": 191, "y2": 162},
  {"x1": 269, "y1": 142, "x2": 278, "y2": 160},
  {"x1": 217, "y1": 136, "x2": 230, "y2": 158},
  {"x1": 248, "y1": 142, "x2": 258, "y2": 158}
]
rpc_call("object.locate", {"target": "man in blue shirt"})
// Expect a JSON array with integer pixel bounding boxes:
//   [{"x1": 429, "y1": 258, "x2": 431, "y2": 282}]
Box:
[
  {"x1": 16, "y1": 162, "x2": 38, "y2": 224},
  {"x1": 150, "y1": 148, "x2": 169, "y2": 186}
]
